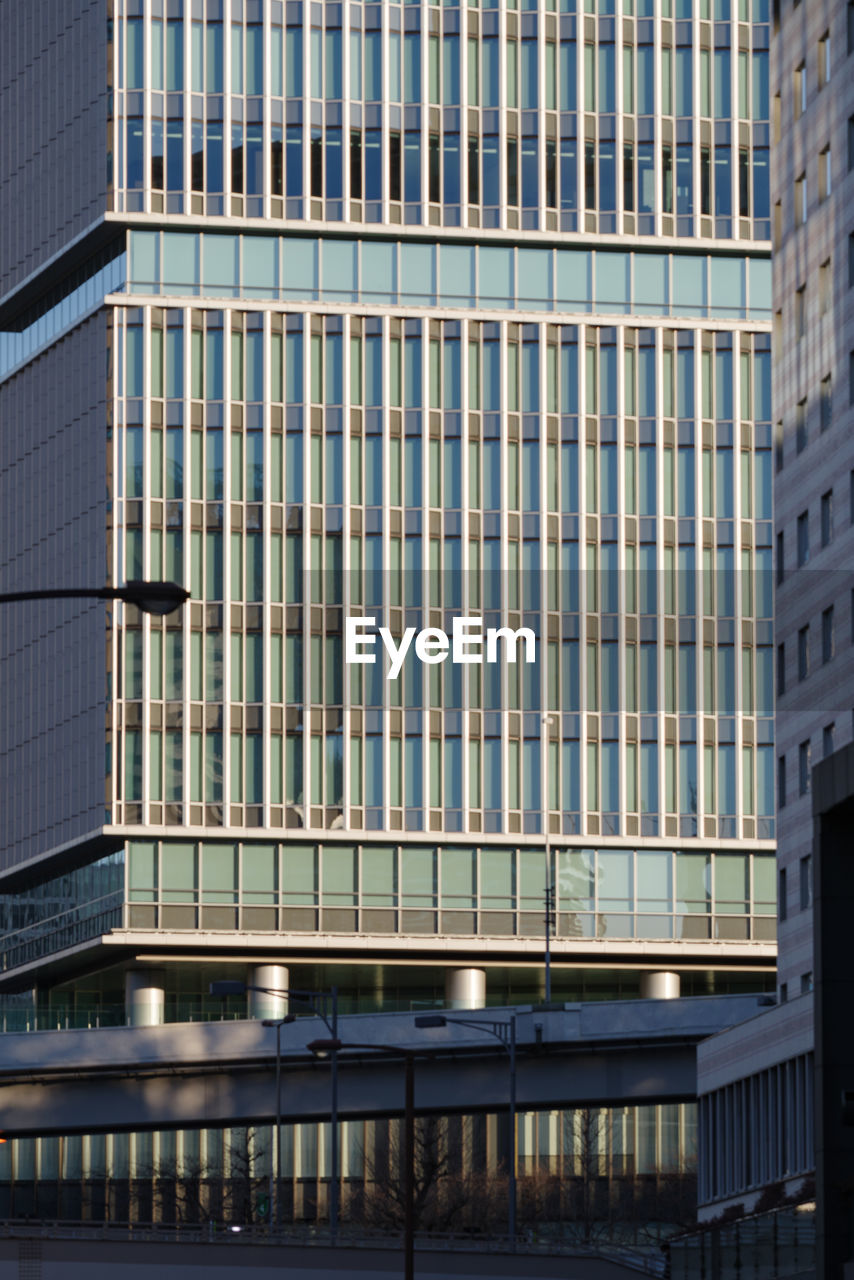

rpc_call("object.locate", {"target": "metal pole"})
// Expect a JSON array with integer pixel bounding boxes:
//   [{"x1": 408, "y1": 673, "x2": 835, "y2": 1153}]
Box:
[
  {"x1": 275, "y1": 1021, "x2": 282, "y2": 1229},
  {"x1": 508, "y1": 1017, "x2": 517, "y2": 1249},
  {"x1": 330, "y1": 987, "x2": 339, "y2": 1243},
  {"x1": 404, "y1": 1052, "x2": 415, "y2": 1280}
]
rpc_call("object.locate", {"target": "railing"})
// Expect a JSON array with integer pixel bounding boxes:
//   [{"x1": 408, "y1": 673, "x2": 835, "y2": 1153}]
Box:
[
  {"x1": 0, "y1": 892, "x2": 124, "y2": 973},
  {"x1": 0, "y1": 1219, "x2": 667, "y2": 1273},
  {"x1": 669, "y1": 1205, "x2": 816, "y2": 1279}
]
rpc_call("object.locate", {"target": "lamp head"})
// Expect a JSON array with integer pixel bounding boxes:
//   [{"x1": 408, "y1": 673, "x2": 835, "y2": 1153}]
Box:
[
  {"x1": 307, "y1": 1037, "x2": 343, "y2": 1059},
  {"x1": 120, "y1": 580, "x2": 190, "y2": 616}
]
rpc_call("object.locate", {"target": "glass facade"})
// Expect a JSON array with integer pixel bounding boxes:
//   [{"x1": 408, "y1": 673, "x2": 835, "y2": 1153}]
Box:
[
  {"x1": 110, "y1": 0, "x2": 770, "y2": 242},
  {"x1": 0, "y1": 0, "x2": 774, "y2": 1009},
  {"x1": 0, "y1": 1101, "x2": 696, "y2": 1231}
]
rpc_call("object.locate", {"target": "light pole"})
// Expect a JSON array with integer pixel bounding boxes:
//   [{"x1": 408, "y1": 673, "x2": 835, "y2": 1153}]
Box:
[
  {"x1": 260, "y1": 1013, "x2": 295, "y2": 1230},
  {"x1": 0, "y1": 580, "x2": 190, "y2": 615},
  {"x1": 542, "y1": 712, "x2": 559, "y2": 1003},
  {"x1": 209, "y1": 980, "x2": 340, "y2": 1240},
  {"x1": 415, "y1": 1013, "x2": 518, "y2": 1247},
  {"x1": 307, "y1": 1035, "x2": 436, "y2": 1280}
]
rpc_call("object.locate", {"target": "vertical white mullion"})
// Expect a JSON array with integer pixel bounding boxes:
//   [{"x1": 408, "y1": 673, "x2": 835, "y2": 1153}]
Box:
[
  {"x1": 498, "y1": 4, "x2": 507, "y2": 232},
  {"x1": 577, "y1": 322, "x2": 588, "y2": 835},
  {"x1": 538, "y1": 322, "x2": 548, "y2": 764},
  {"x1": 182, "y1": 308, "x2": 192, "y2": 824},
  {"x1": 421, "y1": 321, "x2": 431, "y2": 818},
  {"x1": 615, "y1": 8, "x2": 625, "y2": 231},
  {"x1": 461, "y1": 317, "x2": 471, "y2": 808},
  {"x1": 655, "y1": 327, "x2": 665, "y2": 825},
  {"x1": 112, "y1": 309, "x2": 122, "y2": 823},
  {"x1": 301, "y1": 314, "x2": 311, "y2": 824},
  {"x1": 694, "y1": 332, "x2": 704, "y2": 830},
  {"x1": 421, "y1": 10, "x2": 429, "y2": 218},
  {"x1": 692, "y1": 14, "x2": 702, "y2": 235},
  {"x1": 222, "y1": 307, "x2": 233, "y2": 818},
  {"x1": 499, "y1": 322, "x2": 509, "y2": 832},
  {"x1": 460, "y1": 11, "x2": 469, "y2": 213},
  {"x1": 381, "y1": 7, "x2": 390, "y2": 224},
  {"x1": 342, "y1": 314, "x2": 352, "y2": 822},
  {"x1": 342, "y1": 1, "x2": 351, "y2": 211},
  {"x1": 183, "y1": 7, "x2": 192, "y2": 211},
  {"x1": 263, "y1": 3, "x2": 272, "y2": 220},
  {"x1": 302, "y1": 8, "x2": 311, "y2": 208},
  {"x1": 382, "y1": 316, "x2": 391, "y2": 825},
  {"x1": 224, "y1": 10, "x2": 234, "y2": 208},
  {"x1": 262, "y1": 310, "x2": 272, "y2": 829},
  {"x1": 142, "y1": 306, "x2": 153, "y2": 816},
  {"x1": 617, "y1": 328, "x2": 627, "y2": 829},
  {"x1": 144, "y1": 8, "x2": 153, "y2": 215},
  {"x1": 733, "y1": 330, "x2": 744, "y2": 837},
  {"x1": 660, "y1": 11, "x2": 665, "y2": 236}
]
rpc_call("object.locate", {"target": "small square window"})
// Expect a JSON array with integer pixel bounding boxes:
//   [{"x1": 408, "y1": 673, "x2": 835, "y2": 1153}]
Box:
[
  {"x1": 819, "y1": 146, "x2": 832, "y2": 202},
  {"x1": 800, "y1": 855, "x2": 812, "y2": 909},
  {"x1": 819, "y1": 259, "x2": 831, "y2": 314},
  {"x1": 821, "y1": 375, "x2": 833, "y2": 431},
  {"x1": 850, "y1": 235, "x2": 854, "y2": 288},
  {"x1": 796, "y1": 398, "x2": 807, "y2": 453},
  {"x1": 795, "y1": 286, "x2": 806, "y2": 338},
  {"x1": 775, "y1": 420, "x2": 784, "y2": 472},
  {"x1": 821, "y1": 489, "x2": 833, "y2": 546},
  {"x1": 823, "y1": 723, "x2": 835, "y2": 758},
  {"x1": 799, "y1": 739, "x2": 811, "y2": 796},
  {"x1": 776, "y1": 530, "x2": 785, "y2": 584},
  {"x1": 797, "y1": 510, "x2": 810, "y2": 565},
  {"x1": 794, "y1": 63, "x2": 806, "y2": 120},
  {"x1": 795, "y1": 173, "x2": 807, "y2": 226},
  {"x1": 773, "y1": 93, "x2": 782, "y2": 145},
  {"x1": 777, "y1": 642, "x2": 786, "y2": 695},
  {"x1": 773, "y1": 201, "x2": 783, "y2": 248},
  {"x1": 778, "y1": 754, "x2": 787, "y2": 809},
  {"x1": 798, "y1": 624, "x2": 810, "y2": 680},
  {"x1": 819, "y1": 32, "x2": 830, "y2": 87},
  {"x1": 801, "y1": 972, "x2": 813, "y2": 995},
  {"x1": 822, "y1": 605, "x2": 834, "y2": 663},
  {"x1": 850, "y1": 351, "x2": 854, "y2": 405},
  {"x1": 779, "y1": 866, "x2": 788, "y2": 922},
  {"x1": 780, "y1": 981, "x2": 788, "y2": 1004}
]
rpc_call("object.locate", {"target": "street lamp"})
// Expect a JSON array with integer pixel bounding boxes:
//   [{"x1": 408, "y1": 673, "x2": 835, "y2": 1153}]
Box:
[
  {"x1": 307, "y1": 1034, "x2": 441, "y2": 1280},
  {"x1": 209, "y1": 980, "x2": 339, "y2": 1238},
  {"x1": 542, "y1": 712, "x2": 559, "y2": 1003},
  {"x1": 415, "y1": 1013, "x2": 518, "y2": 1247},
  {"x1": 260, "y1": 1013, "x2": 296, "y2": 1231},
  {"x1": 0, "y1": 580, "x2": 190, "y2": 616}
]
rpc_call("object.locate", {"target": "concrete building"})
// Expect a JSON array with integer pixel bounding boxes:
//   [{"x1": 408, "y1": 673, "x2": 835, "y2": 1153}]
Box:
[
  {"x1": 695, "y1": 0, "x2": 854, "y2": 1236},
  {"x1": 0, "y1": 0, "x2": 775, "y2": 1224}
]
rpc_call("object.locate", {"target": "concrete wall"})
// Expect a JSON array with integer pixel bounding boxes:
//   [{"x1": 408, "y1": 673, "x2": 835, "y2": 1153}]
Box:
[
  {"x1": 0, "y1": 0, "x2": 108, "y2": 305},
  {"x1": 0, "y1": 313, "x2": 108, "y2": 877},
  {"x1": 0, "y1": 1237, "x2": 652, "y2": 1280}
]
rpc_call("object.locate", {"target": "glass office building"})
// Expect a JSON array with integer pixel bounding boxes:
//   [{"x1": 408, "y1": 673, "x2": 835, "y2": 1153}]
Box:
[{"x1": 0, "y1": 0, "x2": 775, "y2": 1025}]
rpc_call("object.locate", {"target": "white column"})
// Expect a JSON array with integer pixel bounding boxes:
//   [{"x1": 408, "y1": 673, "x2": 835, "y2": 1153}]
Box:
[
  {"x1": 125, "y1": 969, "x2": 166, "y2": 1026},
  {"x1": 248, "y1": 963, "x2": 289, "y2": 1019},
  {"x1": 639, "y1": 971, "x2": 681, "y2": 1000},
  {"x1": 445, "y1": 967, "x2": 487, "y2": 1010}
]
